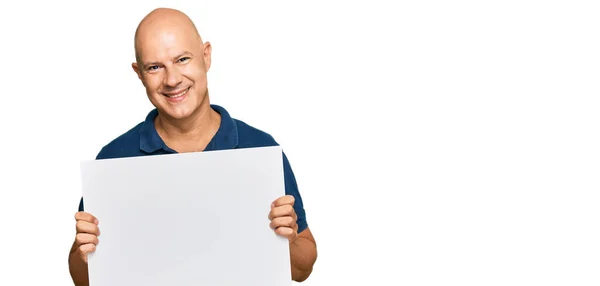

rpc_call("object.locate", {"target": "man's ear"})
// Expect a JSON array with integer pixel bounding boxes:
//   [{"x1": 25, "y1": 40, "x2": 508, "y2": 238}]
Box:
[
  {"x1": 132, "y1": 62, "x2": 143, "y2": 80},
  {"x1": 203, "y1": 41, "x2": 212, "y2": 72}
]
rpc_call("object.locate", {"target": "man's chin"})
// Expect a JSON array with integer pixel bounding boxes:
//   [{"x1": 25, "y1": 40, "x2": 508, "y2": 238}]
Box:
[
  {"x1": 152, "y1": 95, "x2": 206, "y2": 121},
  {"x1": 154, "y1": 105, "x2": 186, "y2": 117}
]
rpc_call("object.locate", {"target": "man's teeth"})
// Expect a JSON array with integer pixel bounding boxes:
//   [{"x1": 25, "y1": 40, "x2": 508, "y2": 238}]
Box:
[{"x1": 166, "y1": 89, "x2": 188, "y2": 98}]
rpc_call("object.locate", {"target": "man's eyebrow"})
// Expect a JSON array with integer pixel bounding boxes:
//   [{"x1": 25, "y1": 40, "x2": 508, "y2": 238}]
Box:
[
  {"x1": 142, "y1": 52, "x2": 194, "y2": 68},
  {"x1": 174, "y1": 51, "x2": 194, "y2": 59},
  {"x1": 143, "y1": 61, "x2": 160, "y2": 68}
]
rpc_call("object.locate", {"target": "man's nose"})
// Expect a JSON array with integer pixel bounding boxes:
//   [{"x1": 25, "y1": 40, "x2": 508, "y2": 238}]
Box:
[{"x1": 164, "y1": 66, "x2": 183, "y2": 87}]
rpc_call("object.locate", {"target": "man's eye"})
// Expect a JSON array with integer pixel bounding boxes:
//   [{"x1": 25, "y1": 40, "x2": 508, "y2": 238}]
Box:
[
  {"x1": 148, "y1": 66, "x2": 159, "y2": 70},
  {"x1": 178, "y1": 57, "x2": 190, "y2": 63}
]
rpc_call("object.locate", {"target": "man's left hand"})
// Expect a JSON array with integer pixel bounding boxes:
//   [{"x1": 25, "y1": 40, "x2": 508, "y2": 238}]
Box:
[{"x1": 268, "y1": 195, "x2": 298, "y2": 243}]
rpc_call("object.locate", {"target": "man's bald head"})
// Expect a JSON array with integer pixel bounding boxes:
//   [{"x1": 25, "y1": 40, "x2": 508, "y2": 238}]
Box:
[
  {"x1": 130, "y1": 7, "x2": 212, "y2": 123},
  {"x1": 134, "y1": 8, "x2": 203, "y2": 64}
]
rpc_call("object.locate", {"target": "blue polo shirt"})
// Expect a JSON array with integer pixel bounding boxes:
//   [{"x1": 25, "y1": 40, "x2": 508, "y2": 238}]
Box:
[{"x1": 78, "y1": 104, "x2": 308, "y2": 233}]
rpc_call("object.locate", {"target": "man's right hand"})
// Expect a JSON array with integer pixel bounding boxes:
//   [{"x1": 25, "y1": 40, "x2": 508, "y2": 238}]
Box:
[{"x1": 72, "y1": 211, "x2": 100, "y2": 263}]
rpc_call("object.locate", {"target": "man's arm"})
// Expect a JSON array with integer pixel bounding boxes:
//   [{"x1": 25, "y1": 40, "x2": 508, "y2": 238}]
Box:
[
  {"x1": 69, "y1": 240, "x2": 90, "y2": 286},
  {"x1": 68, "y1": 211, "x2": 100, "y2": 286},
  {"x1": 277, "y1": 151, "x2": 317, "y2": 280},
  {"x1": 269, "y1": 195, "x2": 318, "y2": 282},
  {"x1": 289, "y1": 227, "x2": 317, "y2": 282}
]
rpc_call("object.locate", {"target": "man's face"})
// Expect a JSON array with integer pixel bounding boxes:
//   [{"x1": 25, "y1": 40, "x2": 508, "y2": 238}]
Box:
[{"x1": 133, "y1": 29, "x2": 211, "y2": 120}]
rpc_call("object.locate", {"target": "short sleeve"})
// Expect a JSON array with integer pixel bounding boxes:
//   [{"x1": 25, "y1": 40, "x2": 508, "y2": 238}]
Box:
[
  {"x1": 282, "y1": 151, "x2": 309, "y2": 233},
  {"x1": 78, "y1": 197, "x2": 84, "y2": 212}
]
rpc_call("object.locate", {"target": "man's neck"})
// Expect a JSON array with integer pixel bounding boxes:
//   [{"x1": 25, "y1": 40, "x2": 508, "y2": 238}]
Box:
[{"x1": 155, "y1": 103, "x2": 221, "y2": 153}]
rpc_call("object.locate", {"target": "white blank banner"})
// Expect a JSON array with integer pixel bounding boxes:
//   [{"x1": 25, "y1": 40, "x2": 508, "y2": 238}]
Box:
[{"x1": 80, "y1": 146, "x2": 291, "y2": 286}]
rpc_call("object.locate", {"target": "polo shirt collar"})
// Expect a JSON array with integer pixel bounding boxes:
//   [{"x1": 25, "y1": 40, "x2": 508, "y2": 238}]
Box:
[
  {"x1": 139, "y1": 108, "x2": 166, "y2": 153},
  {"x1": 205, "y1": 104, "x2": 239, "y2": 151},
  {"x1": 139, "y1": 104, "x2": 239, "y2": 154}
]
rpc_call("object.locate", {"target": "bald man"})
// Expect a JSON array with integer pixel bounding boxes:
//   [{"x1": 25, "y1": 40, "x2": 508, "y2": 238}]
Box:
[{"x1": 68, "y1": 8, "x2": 317, "y2": 285}]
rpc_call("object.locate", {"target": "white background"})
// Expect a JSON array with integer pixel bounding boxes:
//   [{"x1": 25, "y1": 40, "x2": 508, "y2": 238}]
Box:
[{"x1": 1, "y1": 1, "x2": 599, "y2": 285}]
